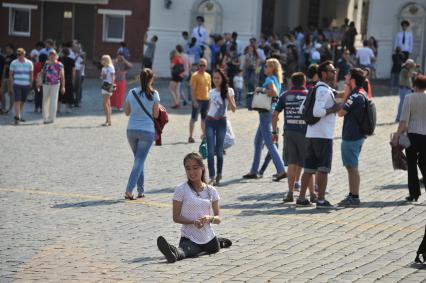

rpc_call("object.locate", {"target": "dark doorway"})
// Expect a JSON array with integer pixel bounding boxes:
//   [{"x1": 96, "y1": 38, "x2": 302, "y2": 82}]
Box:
[
  {"x1": 74, "y1": 4, "x2": 96, "y2": 60},
  {"x1": 261, "y1": 0, "x2": 276, "y2": 35},
  {"x1": 43, "y1": 2, "x2": 64, "y2": 43}
]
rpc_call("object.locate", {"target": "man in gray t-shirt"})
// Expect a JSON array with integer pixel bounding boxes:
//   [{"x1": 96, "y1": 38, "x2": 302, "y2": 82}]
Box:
[{"x1": 142, "y1": 34, "x2": 158, "y2": 69}]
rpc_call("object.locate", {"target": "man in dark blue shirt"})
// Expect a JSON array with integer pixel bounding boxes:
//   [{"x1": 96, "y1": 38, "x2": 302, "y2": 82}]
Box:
[
  {"x1": 337, "y1": 68, "x2": 367, "y2": 207},
  {"x1": 272, "y1": 72, "x2": 317, "y2": 203}
]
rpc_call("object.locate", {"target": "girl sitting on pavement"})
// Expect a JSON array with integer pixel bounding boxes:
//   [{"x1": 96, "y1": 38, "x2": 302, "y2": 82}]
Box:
[{"x1": 157, "y1": 152, "x2": 231, "y2": 263}]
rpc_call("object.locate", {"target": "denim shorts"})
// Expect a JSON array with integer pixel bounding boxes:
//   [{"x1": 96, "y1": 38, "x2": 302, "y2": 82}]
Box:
[
  {"x1": 304, "y1": 138, "x2": 333, "y2": 173},
  {"x1": 191, "y1": 100, "x2": 209, "y2": 121},
  {"x1": 341, "y1": 139, "x2": 364, "y2": 168},
  {"x1": 13, "y1": 85, "x2": 31, "y2": 102}
]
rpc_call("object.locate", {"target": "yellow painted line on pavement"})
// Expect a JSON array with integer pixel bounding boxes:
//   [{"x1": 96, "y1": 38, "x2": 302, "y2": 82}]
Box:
[{"x1": 0, "y1": 187, "x2": 422, "y2": 234}]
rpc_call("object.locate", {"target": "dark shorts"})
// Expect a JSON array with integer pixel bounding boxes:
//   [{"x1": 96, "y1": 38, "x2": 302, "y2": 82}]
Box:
[
  {"x1": 304, "y1": 138, "x2": 333, "y2": 173},
  {"x1": 172, "y1": 74, "x2": 183, "y2": 82},
  {"x1": 284, "y1": 130, "x2": 307, "y2": 167},
  {"x1": 191, "y1": 100, "x2": 209, "y2": 121},
  {"x1": 13, "y1": 85, "x2": 31, "y2": 102}
]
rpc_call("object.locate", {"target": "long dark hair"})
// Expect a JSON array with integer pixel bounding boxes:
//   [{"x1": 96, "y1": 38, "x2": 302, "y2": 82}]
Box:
[
  {"x1": 214, "y1": 69, "x2": 229, "y2": 101},
  {"x1": 140, "y1": 68, "x2": 155, "y2": 100},
  {"x1": 183, "y1": 153, "x2": 206, "y2": 191}
]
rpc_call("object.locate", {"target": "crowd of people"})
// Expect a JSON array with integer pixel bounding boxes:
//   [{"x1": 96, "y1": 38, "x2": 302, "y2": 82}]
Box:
[
  {"x1": 0, "y1": 39, "x2": 132, "y2": 125},
  {"x1": 1, "y1": 16, "x2": 425, "y2": 264}
]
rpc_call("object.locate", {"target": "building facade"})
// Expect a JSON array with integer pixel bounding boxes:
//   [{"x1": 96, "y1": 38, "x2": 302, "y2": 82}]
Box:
[
  {"x1": 368, "y1": 0, "x2": 426, "y2": 78},
  {"x1": 0, "y1": 0, "x2": 150, "y2": 62},
  {"x1": 148, "y1": 0, "x2": 262, "y2": 77}
]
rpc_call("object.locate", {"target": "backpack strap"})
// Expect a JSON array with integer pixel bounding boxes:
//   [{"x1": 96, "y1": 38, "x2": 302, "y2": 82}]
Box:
[{"x1": 131, "y1": 89, "x2": 154, "y2": 123}]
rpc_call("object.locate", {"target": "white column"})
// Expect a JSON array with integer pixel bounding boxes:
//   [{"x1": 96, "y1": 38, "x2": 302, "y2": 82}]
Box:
[
  {"x1": 346, "y1": 0, "x2": 355, "y2": 21},
  {"x1": 355, "y1": 0, "x2": 363, "y2": 42}
]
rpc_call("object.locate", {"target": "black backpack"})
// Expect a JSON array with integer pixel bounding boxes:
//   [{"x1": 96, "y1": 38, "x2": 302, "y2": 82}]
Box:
[
  {"x1": 302, "y1": 84, "x2": 321, "y2": 125},
  {"x1": 171, "y1": 63, "x2": 184, "y2": 77},
  {"x1": 359, "y1": 94, "x2": 377, "y2": 136}
]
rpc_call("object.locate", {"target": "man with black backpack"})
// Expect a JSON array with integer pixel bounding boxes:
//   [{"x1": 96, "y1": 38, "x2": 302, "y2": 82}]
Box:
[
  {"x1": 297, "y1": 61, "x2": 340, "y2": 209},
  {"x1": 337, "y1": 68, "x2": 368, "y2": 207}
]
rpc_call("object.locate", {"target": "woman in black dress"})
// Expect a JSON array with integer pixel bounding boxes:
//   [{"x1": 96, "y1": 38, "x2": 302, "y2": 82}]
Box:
[{"x1": 59, "y1": 48, "x2": 75, "y2": 113}]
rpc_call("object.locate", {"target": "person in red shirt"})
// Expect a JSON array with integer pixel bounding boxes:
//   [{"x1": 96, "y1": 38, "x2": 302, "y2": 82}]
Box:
[{"x1": 169, "y1": 49, "x2": 185, "y2": 108}]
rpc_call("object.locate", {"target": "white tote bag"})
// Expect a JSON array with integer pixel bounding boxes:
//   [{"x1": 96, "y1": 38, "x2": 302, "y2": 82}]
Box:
[
  {"x1": 251, "y1": 92, "x2": 272, "y2": 111},
  {"x1": 224, "y1": 120, "x2": 235, "y2": 149}
]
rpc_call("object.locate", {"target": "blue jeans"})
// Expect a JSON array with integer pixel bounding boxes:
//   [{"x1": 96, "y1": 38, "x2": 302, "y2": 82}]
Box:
[
  {"x1": 396, "y1": 87, "x2": 411, "y2": 122},
  {"x1": 244, "y1": 68, "x2": 256, "y2": 92},
  {"x1": 205, "y1": 118, "x2": 227, "y2": 178},
  {"x1": 250, "y1": 112, "x2": 285, "y2": 174},
  {"x1": 126, "y1": 130, "x2": 155, "y2": 194}
]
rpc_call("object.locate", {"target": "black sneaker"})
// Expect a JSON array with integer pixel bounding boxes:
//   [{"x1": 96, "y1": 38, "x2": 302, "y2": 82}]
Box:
[
  {"x1": 296, "y1": 198, "x2": 311, "y2": 207},
  {"x1": 157, "y1": 236, "x2": 177, "y2": 263},
  {"x1": 242, "y1": 173, "x2": 259, "y2": 179},
  {"x1": 316, "y1": 199, "x2": 335, "y2": 209}
]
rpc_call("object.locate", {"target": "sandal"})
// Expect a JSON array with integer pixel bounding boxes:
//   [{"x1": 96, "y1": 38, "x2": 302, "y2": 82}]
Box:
[
  {"x1": 102, "y1": 122, "x2": 111, "y2": 127},
  {"x1": 137, "y1": 193, "x2": 145, "y2": 198},
  {"x1": 124, "y1": 192, "x2": 135, "y2": 200}
]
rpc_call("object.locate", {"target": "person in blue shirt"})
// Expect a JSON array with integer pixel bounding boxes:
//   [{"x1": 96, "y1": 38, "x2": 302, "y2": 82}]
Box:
[
  {"x1": 272, "y1": 72, "x2": 317, "y2": 203},
  {"x1": 243, "y1": 58, "x2": 286, "y2": 181},
  {"x1": 337, "y1": 68, "x2": 367, "y2": 207},
  {"x1": 124, "y1": 68, "x2": 160, "y2": 200}
]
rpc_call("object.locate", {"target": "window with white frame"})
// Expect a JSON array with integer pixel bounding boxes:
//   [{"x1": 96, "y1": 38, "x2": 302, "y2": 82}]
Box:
[
  {"x1": 2, "y1": 3, "x2": 38, "y2": 37},
  {"x1": 98, "y1": 9, "x2": 132, "y2": 43}
]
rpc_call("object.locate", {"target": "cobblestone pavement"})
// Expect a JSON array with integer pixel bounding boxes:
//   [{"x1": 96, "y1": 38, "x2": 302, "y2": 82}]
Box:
[{"x1": 1, "y1": 79, "x2": 425, "y2": 283}]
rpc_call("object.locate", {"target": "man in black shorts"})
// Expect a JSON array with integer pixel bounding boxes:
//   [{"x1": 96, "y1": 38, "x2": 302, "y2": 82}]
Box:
[{"x1": 296, "y1": 61, "x2": 341, "y2": 209}]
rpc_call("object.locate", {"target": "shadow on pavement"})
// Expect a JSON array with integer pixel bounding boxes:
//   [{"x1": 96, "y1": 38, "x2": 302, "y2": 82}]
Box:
[
  {"x1": 234, "y1": 207, "x2": 333, "y2": 217},
  {"x1": 129, "y1": 256, "x2": 164, "y2": 264},
  {"x1": 376, "y1": 184, "x2": 407, "y2": 190},
  {"x1": 148, "y1": 187, "x2": 175, "y2": 194},
  {"x1": 407, "y1": 262, "x2": 426, "y2": 270},
  {"x1": 52, "y1": 199, "x2": 123, "y2": 208}
]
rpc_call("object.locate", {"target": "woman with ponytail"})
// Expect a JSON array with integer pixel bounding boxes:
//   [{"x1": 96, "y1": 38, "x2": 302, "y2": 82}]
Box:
[{"x1": 123, "y1": 68, "x2": 160, "y2": 200}]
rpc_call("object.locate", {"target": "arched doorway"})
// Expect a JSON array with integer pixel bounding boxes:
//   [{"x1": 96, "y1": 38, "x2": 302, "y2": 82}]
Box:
[
  {"x1": 191, "y1": 0, "x2": 223, "y2": 35},
  {"x1": 398, "y1": 3, "x2": 426, "y2": 67}
]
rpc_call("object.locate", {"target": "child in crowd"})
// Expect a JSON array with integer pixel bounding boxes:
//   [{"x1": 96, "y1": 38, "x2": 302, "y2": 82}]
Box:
[{"x1": 233, "y1": 69, "x2": 244, "y2": 106}]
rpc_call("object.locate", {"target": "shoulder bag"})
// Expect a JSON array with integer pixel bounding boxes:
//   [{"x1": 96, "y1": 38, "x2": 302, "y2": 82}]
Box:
[{"x1": 251, "y1": 91, "x2": 272, "y2": 111}]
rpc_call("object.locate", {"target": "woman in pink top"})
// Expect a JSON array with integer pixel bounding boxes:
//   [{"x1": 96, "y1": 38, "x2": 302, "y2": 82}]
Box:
[{"x1": 156, "y1": 153, "x2": 231, "y2": 263}]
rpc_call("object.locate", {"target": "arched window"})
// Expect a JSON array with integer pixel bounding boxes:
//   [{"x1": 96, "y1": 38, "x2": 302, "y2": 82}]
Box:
[{"x1": 191, "y1": 0, "x2": 223, "y2": 35}]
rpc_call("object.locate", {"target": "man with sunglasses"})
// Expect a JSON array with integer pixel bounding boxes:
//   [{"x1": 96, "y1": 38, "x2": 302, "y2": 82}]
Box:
[
  {"x1": 297, "y1": 60, "x2": 341, "y2": 209},
  {"x1": 189, "y1": 59, "x2": 211, "y2": 143},
  {"x1": 9, "y1": 48, "x2": 33, "y2": 124}
]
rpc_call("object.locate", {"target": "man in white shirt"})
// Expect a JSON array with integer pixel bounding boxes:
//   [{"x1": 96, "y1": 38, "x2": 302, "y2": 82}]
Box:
[
  {"x1": 356, "y1": 40, "x2": 375, "y2": 68},
  {"x1": 296, "y1": 60, "x2": 341, "y2": 209},
  {"x1": 394, "y1": 20, "x2": 413, "y2": 61},
  {"x1": 191, "y1": 16, "x2": 209, "y2": 47}
]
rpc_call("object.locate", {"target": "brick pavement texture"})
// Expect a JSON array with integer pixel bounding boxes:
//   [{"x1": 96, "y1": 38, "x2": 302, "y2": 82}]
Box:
[{"x1": 1, "y1": 79, "x2": 426, "y2": 282}]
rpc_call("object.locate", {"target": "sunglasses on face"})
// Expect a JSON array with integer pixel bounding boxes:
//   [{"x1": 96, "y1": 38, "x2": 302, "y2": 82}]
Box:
[
  {"x1": 199, "y1": 64, "x2": 206, "y2": 67},
  {"x1": 327, "y1": 69, "x2": 337, "y2": 73}
]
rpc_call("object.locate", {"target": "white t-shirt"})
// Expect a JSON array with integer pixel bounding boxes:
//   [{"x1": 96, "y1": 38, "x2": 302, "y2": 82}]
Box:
[
  {"x1": 306, "y1": 82, "x2": 337, "y2": 139},
  {"x1": 233, "y1": 75, "x2": 244, "y2": 90},
  {"x1": 356, "y1": 47, "x2": 374, "y2": 66},
  {"x1": 101, "y1": 65, "x2": 115, "y2": 84},
  {"x1": 173, "y1": 182, "x2": 220, "y2": 244},
  {"x1": 207, "y1": 88, "x2": 235, "y2": 118}
]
